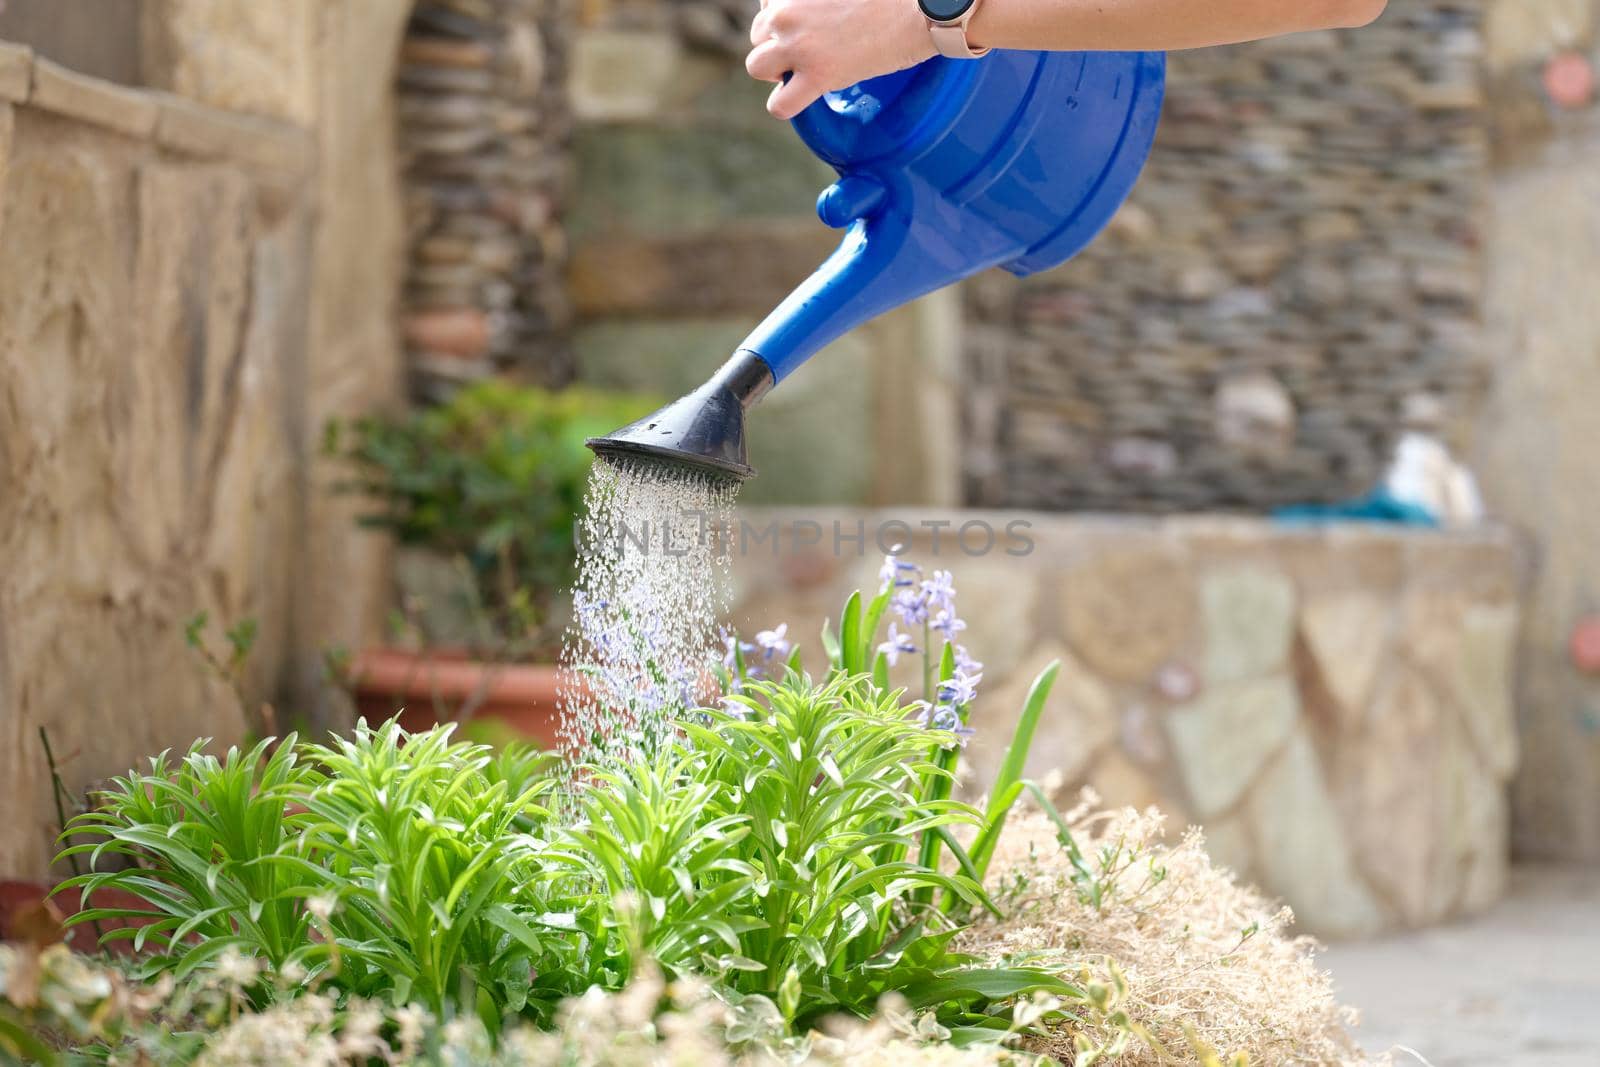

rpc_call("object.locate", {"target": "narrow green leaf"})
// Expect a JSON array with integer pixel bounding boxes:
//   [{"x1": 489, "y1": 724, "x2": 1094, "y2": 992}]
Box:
[
  {"x1": 860, "y1": 589, "x2": 892, "y2": 668},
  {"x1": 902, "y1": 967, "x2": 1083, "y2": 1010},
  {"x1": 839, "y1": 591, "x2": 863, "y2": 674},
  {"x1": 820, "y1": 618, "x2": 841, "y2": 666}
]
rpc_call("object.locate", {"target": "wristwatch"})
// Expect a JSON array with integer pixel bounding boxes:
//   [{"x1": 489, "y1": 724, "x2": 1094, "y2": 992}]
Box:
[{"x1": 918, "y1": 0, "x2": 990, "y2": 59}]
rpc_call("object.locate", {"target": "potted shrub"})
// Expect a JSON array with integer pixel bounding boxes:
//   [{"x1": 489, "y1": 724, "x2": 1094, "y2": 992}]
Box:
[{"x1": 331, "y1": 381, "x2": 657, "y2": 745}]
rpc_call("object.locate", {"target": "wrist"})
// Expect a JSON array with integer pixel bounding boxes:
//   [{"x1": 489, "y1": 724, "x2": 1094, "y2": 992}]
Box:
[
  {"x1": 918, "y1": 0, "x2": 990, "y2": 59},
  {"x1": 901, "y1": 0, "x2": 939, "y2": 62}
]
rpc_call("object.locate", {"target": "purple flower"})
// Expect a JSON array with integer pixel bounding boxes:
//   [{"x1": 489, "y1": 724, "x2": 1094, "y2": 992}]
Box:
[
  {"x1": 930, "y1": 705, "x2": 976, "y2": 746},
  {"x1": 922, "y1": 570, "x2": 957, "y2": 614},
  {"x1": 755, "y1": 624, "x2": 791, "y2": 661},
  {"x1": 937, "y1": 670, "x2": 982, "y2": 708},
  {"x1": 721, "y1": 627, "x2": 762, "y2": 678},
  {"x1": 877, "y1": 623, "x2": 918, "y2": 666},
  {"x1": 893, "y1": 587, "x2": 930, "y2": 626},
  {"x1": 911, "y1": 700, "x2": 974, "y2": 747},
  {"x1": 878, "y1": 553, "x2": 920, "y2": 593},
  {"x1": 931, "y1": 609, "x2": 966, "y2": 638},
  {"x1": 954, "y1": 645, "x2": 983, "y2": 676}
]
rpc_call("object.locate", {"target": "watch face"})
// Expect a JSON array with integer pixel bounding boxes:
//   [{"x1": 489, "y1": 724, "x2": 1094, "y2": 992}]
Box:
[{"x1": 919, "y1": 0, "x2": 974, "y2": 22}]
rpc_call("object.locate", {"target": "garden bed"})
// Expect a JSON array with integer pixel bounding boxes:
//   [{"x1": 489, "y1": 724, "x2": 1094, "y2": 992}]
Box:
[{"x1": 1, "y1": 556, "x2": 1374, "y2": 1065}]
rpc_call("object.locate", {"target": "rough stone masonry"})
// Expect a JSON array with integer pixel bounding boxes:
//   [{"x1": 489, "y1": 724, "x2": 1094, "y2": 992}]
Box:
[{"x1": 962, "y1": 1, "x2": 1490, "y2": 514}]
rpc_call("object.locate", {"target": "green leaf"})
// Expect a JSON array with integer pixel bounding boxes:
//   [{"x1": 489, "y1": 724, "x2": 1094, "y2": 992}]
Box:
[
  {"x1": 902, "y1": 967, "x2": 1084, "y2": 1010},
  {"x1": 872, "y1": 651, "x2": 890, "y2": 694},
  {"x1": 820, "y1": 618, "x2": 840, "y2": 666},
  {"x1": 860, "y1": 589, "x2": 892, "y2": 668},
  {"x1": 839, "y1": 591, "x2": 863, "y2": 674},
  {"x1": 0, "y1": 1014, "x2": 59, "y2": 1065},
  {"x1": 970, "y1": 660, "x2": 1060, "y2": 883}
]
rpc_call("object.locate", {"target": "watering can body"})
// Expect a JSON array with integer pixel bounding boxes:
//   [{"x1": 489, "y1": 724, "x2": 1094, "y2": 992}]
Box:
[
  {"x1": 588, "y1": 48, "x2": 1165, "y2": 479},
  {"x1": 748, "y1": 48, "x2": 1167, "y2": 383}
]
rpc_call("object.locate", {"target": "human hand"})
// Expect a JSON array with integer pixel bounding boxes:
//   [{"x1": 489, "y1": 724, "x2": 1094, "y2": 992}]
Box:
[{"x1": 746, "y1": 0, "x2": 937, "y2": 120}]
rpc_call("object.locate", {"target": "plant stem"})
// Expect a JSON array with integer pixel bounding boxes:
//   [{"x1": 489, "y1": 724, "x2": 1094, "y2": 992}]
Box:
[
  {"x1": 922, "y1": 621, "x2": 933, "y2": 703},
  {"x1": 39, "y1": 727, "x2": 106, "y2": 945}
]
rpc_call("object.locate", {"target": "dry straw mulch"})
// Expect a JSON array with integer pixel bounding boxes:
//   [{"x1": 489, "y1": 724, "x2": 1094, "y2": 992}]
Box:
[{"x1": 965, "y1": 797, "x2": 1386, "y2": 1066}]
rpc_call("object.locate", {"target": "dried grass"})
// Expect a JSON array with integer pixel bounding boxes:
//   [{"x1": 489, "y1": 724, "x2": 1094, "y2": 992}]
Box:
[{"x1": 962, "y1": 795, "x2": 1381, "y2": 1066}]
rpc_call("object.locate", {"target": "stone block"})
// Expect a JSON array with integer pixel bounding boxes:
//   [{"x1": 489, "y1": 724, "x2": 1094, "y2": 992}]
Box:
[
  {"x1": 1061, "y1": 546, "x2": 1197, "y2": 684},
  {"x1": 1200, "y1": 566, "x2": 1297, "y2": 685},
  {"x1": 1339, "y1": 669, "x2": 1441, "y2": 926},
  {"x1": 568, "y1": 124, "x2": 833, "y2": 238},
  {"x1": 939, "y1": 559, "x2": 1045, "y2": 684},
  {"x1": 1199, "y1": 810, "x2": 1257, "y2": 882},
  {"x1": 152, "y1": 0, "x2": 320, "y2": 124},
  {"x1": 569, "y1": 223, "x2": 841, "y2": 317},
  {"x1": 30, "y1": 57, "x2": 159, "y2": 139},
  {"x1": 1168, "y1": 674, "x2": 1299, "y2": 818},
  {"x1": 154, "y1": 93, "x2": 314, "y2": 176},
  {"x1": 1406, "y1": 599, "x2": 1521, "y2": 781},
  {"x1": 569, "y1": 29, "x2": 684, "y2": 121},
  {"x1": 1298, "y1": 590, "x2": 1393, "y2": 727},
  {"x1": 1087, "y1": 747, "x2": 1183, "y2": 826},
  {"x1": 0, "y1": 41, "x2": 30, "y2": 103},
  {"x1": 1432, "y1": 716, "x2": 1509, "y2": 918},
  {"x1": 575, "y1": 317, "x2": 753, "y2": 396},
  {"x1": 967, "y1": 645, "x2": 1115, "y2": 795},
  {"x1": 1247, "y1": 728, "x2": 1385, "y2": 938}
]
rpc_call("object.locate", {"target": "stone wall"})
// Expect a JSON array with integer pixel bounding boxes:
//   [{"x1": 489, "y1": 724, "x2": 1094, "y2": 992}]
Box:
[
  {"x1": 728, "y1": 513, "x2": 1521, "y2": 938},
  {"x1": 1473, "y1": 0, "x2": 1600, "y2": 862},
  {"x1": 963, "y1": 2, "x2": 1491, "y2": 513},
  {"x1": 397, "y1": 0, "x2": 576, "y2": 398},
  {"x1": 0, "y1": 46, "x2": 309, "y2": 876},
  {"x1": 0, "y1": 2, "x2": 412, "y2": 878}
]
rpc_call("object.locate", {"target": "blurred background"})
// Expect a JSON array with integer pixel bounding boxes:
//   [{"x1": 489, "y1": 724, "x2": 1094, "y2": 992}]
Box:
[{"x1": 0, "y1": 1, "x2": 1597, "y2": 1060}]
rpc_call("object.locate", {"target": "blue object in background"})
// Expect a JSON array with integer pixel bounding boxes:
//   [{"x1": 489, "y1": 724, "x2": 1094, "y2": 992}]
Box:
[
  {"x1": 588, "y1": 49, "x2": 1167, "y2": 479},
  {"x1": 1272, "y1": 489, "x2": 1440, "y2": 528}
]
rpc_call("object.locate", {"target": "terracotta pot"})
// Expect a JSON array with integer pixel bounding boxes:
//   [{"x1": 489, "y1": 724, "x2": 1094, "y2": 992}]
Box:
[
  {"x1": 0, "y1": 880, "x2": 155, "y2": 955},
  {"x1": 348, "y1": 647, "x2": 577, "y2": 748}
]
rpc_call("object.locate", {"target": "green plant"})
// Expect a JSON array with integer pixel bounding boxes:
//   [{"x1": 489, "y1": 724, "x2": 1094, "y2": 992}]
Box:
[
  {"x1": 331, "y1": 381, "x2": 658, "y2": 645},
  {"x1": 56, "y1": 737, "x2": 320, "y2": 977},
  {"x1": 55, "y1": 724, "x2": 573, "y2": 1026},
  {"x1": 291, "y1": 722, "x2": 569, "y2": 1021},
  {"x1": 726, "y1": 554, "x2": 1088, "y2": 925},
  {"x1": 555, "y1": 671, "x2": 1080, "y2": 1040},
  {"x1": 50, "y1": 557, "x2": 1107, "y2": 1048}
]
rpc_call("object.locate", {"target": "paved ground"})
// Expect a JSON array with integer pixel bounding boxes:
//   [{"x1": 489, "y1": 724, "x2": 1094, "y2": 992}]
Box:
[{"x1": 1323, "y1": 866, "x2": 1600, "y2": 1066}]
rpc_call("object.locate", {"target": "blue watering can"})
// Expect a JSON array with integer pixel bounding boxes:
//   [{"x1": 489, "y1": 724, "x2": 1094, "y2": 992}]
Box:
[{"x1": 588, "y1": 49, "x2": 1166, "y2": 480}]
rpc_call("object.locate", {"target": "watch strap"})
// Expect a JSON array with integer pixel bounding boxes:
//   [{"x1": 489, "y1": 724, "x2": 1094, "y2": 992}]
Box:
[
  {"x1": 925, "y1": 0, "x2": 990, "y2": 60},
  {"x1": 929, "y1": 20, "x2": 989, "y2": 59}
]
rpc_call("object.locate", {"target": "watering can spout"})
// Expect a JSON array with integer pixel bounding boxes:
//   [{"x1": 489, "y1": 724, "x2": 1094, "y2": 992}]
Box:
[
  {"x1": 588, "y1": 50, "x2": 1167, "y2": 482},
  {"x1": 584, "y1": 350, "x2": 772, "y2": 482}
]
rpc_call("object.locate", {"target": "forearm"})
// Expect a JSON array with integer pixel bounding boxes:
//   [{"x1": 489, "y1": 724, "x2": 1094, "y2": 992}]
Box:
[
  {"x1": 747, "y1": 0, "x2": 1389, "y2": 119},
  {"x1": 969, "y1": 0, "x2": 1390, "y2": 53}
]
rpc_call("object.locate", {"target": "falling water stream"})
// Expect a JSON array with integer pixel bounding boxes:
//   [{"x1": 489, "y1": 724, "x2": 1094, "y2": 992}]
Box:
[{"x1": 558, "y1": 457, "x2": 737, "y2": 763}]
